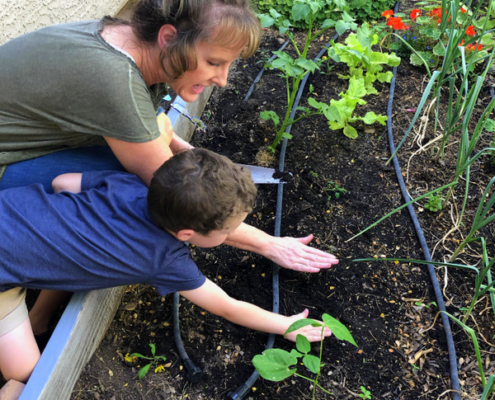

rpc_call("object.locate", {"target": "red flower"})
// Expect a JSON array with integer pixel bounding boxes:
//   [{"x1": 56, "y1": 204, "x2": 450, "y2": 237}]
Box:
[
  {"x1": 458, "y1": 39, "x2": 465, "y2": 46},
  {"x1": 410, "y1": 9, "x2": 421, "y2": 21},
  {"x1": 382, "y1": 10, "x2": 394, "y2": 19},
  {"x1": 466, "y1": 42, "x2": 483, "y2": 51},
  {"x1": 466, "y1": 25, "x2": 475, "y2": 36},
  {"x1": 428, "y1": 7, "x2": 442, "y2": 18},
  {"x1": 460, "y1": 6, "x2": 467, "y2": 13},
  {"x1": 386, "y1": 16, "x2": 406, "y2": 30}
]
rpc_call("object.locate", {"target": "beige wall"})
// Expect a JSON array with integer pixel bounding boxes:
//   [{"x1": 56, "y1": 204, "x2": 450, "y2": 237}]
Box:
[{"x1": 0, "y1": 0, "x2": 133, "y2": 45}]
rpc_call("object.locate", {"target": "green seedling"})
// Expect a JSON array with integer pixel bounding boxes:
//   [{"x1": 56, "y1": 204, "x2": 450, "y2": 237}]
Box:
[
  {"x1": 129, "y1": 343, "x2": 167, "y2": 380},
  {"x1": 359, "y1": 385, "x2": 372, "y2": 399},
  {"x1": 252, "y1": 313, "x2": 357, "y2": 399},
  {"x1": 423, "y1": 193, "x2": 443, "y2": 212},
  {"x1": 326, "y1": 181, "x2": 347, "y2": 200}
]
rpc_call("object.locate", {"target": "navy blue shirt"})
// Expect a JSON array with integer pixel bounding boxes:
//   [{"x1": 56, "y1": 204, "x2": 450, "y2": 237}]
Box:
[{"x1": 0, "y1": 171, "x2": 206, "y2": 295}]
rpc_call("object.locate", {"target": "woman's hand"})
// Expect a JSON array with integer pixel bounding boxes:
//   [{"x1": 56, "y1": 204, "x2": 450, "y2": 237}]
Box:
[
  {"x1": 264, "y1": 234, "x2": 338, "y2": 273},
  {"x1": 284, "y1": 309, "x2": 332, "y2": 343},
  {"x1": 224, "y1": 225, "x2": 338, "y2": 273}
]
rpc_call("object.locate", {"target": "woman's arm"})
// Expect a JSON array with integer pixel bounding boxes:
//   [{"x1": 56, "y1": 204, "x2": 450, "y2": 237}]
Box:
[
  {"x1": 104, "y1": 135, "x2": 173, "y2": 186},
  {"x1": 223, "y1": 222, "x2": 339, "y2": 273}
]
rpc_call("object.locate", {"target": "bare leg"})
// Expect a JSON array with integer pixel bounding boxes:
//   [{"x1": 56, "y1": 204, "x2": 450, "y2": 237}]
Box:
[
  {"x1": 0, "y1": 317, "x2": 40, "y2": 382},
  {"x1": 28, "y1": 290, "x2": 71, "y2": 335}
]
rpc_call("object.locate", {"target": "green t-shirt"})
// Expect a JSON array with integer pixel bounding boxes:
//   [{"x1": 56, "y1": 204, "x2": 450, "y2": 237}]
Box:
[{"x1": 0, "y1": 18, "x2": 163, "y2": 169}]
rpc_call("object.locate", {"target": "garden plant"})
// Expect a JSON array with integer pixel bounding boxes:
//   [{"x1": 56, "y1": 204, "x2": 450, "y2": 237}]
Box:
[{"x1": 252, "y1": 314, "x2": 357, "y2": 399}]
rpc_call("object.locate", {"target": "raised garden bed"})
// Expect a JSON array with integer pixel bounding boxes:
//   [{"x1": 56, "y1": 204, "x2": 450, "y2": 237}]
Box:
[{"x1": 68, "y1": 25, "x2": 495, "y2": 400}]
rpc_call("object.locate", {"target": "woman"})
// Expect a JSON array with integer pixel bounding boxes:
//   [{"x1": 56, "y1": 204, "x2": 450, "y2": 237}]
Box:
[
  {"x1": 0, "y1": 0, "x2": 260, "y2": 190},
  {"x1": 0, "y1": 0, "x2": 338, "y2": 354}
]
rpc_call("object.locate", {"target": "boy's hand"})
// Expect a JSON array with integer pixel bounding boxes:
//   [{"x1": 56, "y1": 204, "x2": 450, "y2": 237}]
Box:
[
  {"x1": 284, "y1": 309, "x2": 332, "y2": 343},
  {"x1": 266, "y1": 235, "x2": 338, "y2": 273}
]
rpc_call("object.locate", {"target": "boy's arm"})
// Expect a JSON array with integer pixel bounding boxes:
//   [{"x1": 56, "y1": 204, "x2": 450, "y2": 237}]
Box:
[
  {"x1": 223, "y1": 222, "x2": 339, "y2": 273},
  {"x1": 51, "y1": 173, "x2": 83, "y2": 194},
  {"x1": 180, "y1": 279, "x2": 331, "y2": 342}
]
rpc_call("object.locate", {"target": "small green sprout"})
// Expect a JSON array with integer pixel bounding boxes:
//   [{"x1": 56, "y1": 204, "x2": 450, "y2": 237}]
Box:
[
  {"x1": 326, "y1": 181, "x2": 347, "y2": 200},
  {"x1": 359, "y1": 386, "x2": 372, "y2": 399},
  {"x1": 130, "y1": 343, "x2": 167, "y2": 380},
  {"x1": 423, "y1": 194, "x2": 443, "y2": 212}
]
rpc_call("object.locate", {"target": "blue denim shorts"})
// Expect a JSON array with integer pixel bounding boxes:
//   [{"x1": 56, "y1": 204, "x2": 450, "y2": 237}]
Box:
[{"x1": 0, "y1": 146, "x2": 125, "y2": 193}]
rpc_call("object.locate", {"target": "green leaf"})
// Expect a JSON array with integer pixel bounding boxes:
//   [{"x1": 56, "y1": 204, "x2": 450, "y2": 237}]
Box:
[
  {"x1": 260, "y1": 110, "x2": 280, "y2": 126},
  {"x1": 347, "y1": 76, "x2": 366, "y2": 99},
  {"x1": 149, "y1": 343, "x2": 156, "y2": 356},
  {"x1": 335, "y1": 20, "x2": 351, "y2": 36},
  {"x1": 296, "y1": 334, "x2": 311, "y2": 354},
  {"x1": 484, "y1": 119, "x2": 495, "y2": 132},
  {"x1": 432, "y1": 42, "x2": 446, "y2": 57},
  {"x1": 289, "y1": 348, "x2": 303, "y2": 359},
  {"x1": 138, "y1": 364, "x2": 151, "y2": 380},
  {"x1": 292, "y1": 2, "x2": 310, "y2": 22},
  {"x1": 343, "y1": 124, "x2": 358, "y2": 139},
  {"x1": 323, "y1": 104, "x2": 341, "y2": 123},
  {"x1": 320, "y1": 18, "x2": 335, "y2": 30},
  {"x1": 259, "y1": 14, "x2": 276, "y2": 28},
  {"x1": 303, "y1": 354, "x2": 321, "y2": 374},
  {"x1": 295, "y1": 58, "x2": 319, "y2": 73},
  {"x1": 129, "y1": 352, "x2": 146, "y2": 359},
  {"x1": 252, "y1": 349, "x2": 297, "y2": 381},
  {"x1": 285, "y1": 318, "x2": 321, "y2": 335},
  {"x1": 322, "y1": 314, "x2": 358, "y2": 346}
]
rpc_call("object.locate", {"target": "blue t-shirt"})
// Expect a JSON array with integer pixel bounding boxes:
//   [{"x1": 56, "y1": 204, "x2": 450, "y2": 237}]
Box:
[{"x1": 0, "y1": 171, "x2": 206, "y2": 296}]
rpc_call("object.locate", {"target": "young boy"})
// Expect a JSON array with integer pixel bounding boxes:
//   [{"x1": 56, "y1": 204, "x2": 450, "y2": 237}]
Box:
[{"x1": 0, "y1": 148, "x2": 332, "y2": 384}]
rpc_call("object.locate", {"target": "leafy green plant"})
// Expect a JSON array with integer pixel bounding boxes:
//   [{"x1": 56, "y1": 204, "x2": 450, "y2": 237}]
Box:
[
  {"x1": 252, "y1": 313, "x2": 357, "y2": 399},
  {"x1": 259, "y1": 0, "x2": 357, "y2": 151},
  {"x1": 256, "y1": 0, "x2": 352, "y2": 29},
  {"x1": 129, "y1": 343, "x2": 167, "y2": 380},
  {"x1": 348, "y1": 0, "x2": 396, "y2": 22},
  {"x1": 423, "y1": 193, "x2": 443, "y2": 212},
  {"x1": 319, "y1": 23, "x2": 400, "y2": 138},
  {"x1": 359, "y1": 385, "x2": 372, "y2": 399},
  {"x1": 326, "y1": 180, "x2": 347, "y2": 200}
]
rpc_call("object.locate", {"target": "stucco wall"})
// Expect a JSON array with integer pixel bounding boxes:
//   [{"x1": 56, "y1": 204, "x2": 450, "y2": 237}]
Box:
[{"x1": 0, "y1": 0, "x2": 133, "y2": 45}]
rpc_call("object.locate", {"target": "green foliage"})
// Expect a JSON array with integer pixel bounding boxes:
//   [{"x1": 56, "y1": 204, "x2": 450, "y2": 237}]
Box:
[
  {"x1": 252, "y1": 313, "x2": 357, "y2": 399},
  {"x1": 317, "y1": 23, "x2": 398, "y2": 138},
  {"x1": 130, "y1": 343, "x2": 167, "y2": 380},
  {"x1": 359, "y1": 386, "x2": 372, "y2": 399},
  {"x1": 325, "y1": 180, "x2": 347, "y2": 200},
  {"x1": 348, "y1": 0, "x2": 396, "y2": 22},
  {"x1": 256, "y1": 0, "x2": 352, "y2": 29},
  {"x1": 258, "y1": 0, "x2": 357, "y2": 151},
  {"x1": 424, "y1": 193, "x2": 443, "y2": 212}
]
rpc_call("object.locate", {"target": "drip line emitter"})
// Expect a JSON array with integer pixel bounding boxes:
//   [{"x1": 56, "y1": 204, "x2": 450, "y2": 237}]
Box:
[{"x1": 171, "y1": 20, "x2": 461, "y2": 399}]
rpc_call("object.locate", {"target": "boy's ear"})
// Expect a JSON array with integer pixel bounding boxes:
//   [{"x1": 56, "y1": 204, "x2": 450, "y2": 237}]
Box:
[
  {"x1": 158, "y1": 24, "x2": 177, "y2": 48},
  {"x1": 176, "y1": 229, "x2": 194, "y2": 242}
]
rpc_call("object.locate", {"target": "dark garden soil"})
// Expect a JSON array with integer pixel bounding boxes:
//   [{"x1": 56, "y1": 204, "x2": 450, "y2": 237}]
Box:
[{"x1": 68, "y1": 28, "x2": 495, "y2": 400}]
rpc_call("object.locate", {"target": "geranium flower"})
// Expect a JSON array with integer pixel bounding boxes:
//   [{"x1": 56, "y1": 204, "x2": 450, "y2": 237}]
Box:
[
  {"x1": 382, "y1": 10, "x2": 394, "y2": 19},
  {"x1": 466, "y1": 25, "x2": 475, "y2": 36},
  {"x1": 410, "y1": 9, "x2": 421, "y2": 21}
]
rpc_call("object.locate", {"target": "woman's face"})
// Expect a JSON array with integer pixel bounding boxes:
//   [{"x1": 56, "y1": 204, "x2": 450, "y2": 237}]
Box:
[{"x1": 169, "y1": 40, "x2": 244, "y2": 103}]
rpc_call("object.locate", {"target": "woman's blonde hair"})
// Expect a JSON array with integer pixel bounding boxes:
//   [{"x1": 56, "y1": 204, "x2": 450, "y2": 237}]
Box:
[{"x1": 131, "y1": 0, "x2": 262, "y2": 79}]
